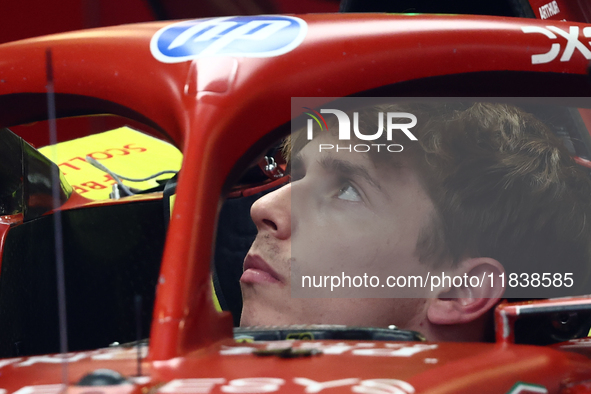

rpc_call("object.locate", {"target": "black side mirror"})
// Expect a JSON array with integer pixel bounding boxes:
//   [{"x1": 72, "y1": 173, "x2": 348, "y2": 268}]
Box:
[{"x1": 0, "y1": 128, "x2": 72, "y2": 221}]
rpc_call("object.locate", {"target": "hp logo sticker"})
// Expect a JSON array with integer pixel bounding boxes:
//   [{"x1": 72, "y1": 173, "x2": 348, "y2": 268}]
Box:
[{"x1": 150, "y1": 16, "x2": 308, "y2": 63}]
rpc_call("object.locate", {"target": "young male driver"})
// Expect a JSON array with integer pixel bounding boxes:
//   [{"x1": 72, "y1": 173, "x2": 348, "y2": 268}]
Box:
[{"x1": 239, "y1": 102, "x2": 591, "y2": 342}]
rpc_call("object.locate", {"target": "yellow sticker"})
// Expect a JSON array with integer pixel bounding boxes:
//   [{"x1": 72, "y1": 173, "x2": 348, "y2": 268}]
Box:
[
  {"x1": 286, "y1": 332, "x2": 314, "y2": 340},
  {"x1": 39, "y1": 127, "x2": 182, "y2": 200},
  {"x1": 211, "y1": 278, "x2": 223, "y2": 313},
  {"x1": 235, "y1": 337, "x2": 254, "y2": 343},
  {"x1": 169, "y1": 194, "x2": 176, "y2": 218}
]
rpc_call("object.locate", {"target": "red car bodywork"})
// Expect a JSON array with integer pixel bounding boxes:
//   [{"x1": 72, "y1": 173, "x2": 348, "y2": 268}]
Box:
[{"x1": 2, "y1": 9, "x2": 591, "y2": 394}]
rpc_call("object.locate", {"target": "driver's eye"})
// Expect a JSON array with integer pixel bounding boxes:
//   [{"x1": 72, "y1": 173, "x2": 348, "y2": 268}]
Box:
[{"x1": 337, "y1": 183, "x2": 362, "y2": 202}]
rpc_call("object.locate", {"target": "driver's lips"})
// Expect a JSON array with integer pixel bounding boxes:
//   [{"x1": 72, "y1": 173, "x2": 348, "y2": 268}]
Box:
[{"x1": 241, "y1": 253, "x2": 284, "y2": 285}]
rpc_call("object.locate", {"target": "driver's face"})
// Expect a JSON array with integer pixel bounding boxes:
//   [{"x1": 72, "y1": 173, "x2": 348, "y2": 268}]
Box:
[{"x1": 240, "y1": 133, "x2": 436, "y2": 330}]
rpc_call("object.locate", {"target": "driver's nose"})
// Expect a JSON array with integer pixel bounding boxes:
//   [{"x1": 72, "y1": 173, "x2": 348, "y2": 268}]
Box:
[{"x1": 250, "y1": 183, "x2": 291, "y2": 240}]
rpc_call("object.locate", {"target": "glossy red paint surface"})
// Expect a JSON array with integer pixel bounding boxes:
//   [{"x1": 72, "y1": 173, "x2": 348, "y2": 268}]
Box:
[
  {"x1": 1, "y1": 12, "x2": 591, "y2": 393},
  {"x1": 1, "y1": 340, "x2": 591, "y2": 393}
]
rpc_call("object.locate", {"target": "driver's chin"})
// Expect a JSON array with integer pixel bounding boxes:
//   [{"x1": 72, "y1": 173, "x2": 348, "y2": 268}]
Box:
[
  {"x1": 239, "y1": 291, "x2": 301, "y2": 327},
  {"x1": 239, "y1": 275, "x2": 293, "y2": 327},
  {"x1": 240, "y1": 302, "x2": 289, "y2": 327}
]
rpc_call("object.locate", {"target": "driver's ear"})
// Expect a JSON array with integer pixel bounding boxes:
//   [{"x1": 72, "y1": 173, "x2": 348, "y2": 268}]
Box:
[{"x1": 427, "y1": 257, "x2": 505, "y2": 325}]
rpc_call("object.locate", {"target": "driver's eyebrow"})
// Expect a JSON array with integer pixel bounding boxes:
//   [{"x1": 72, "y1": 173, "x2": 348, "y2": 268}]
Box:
[{"x1": 319, "y1": 156, "x2": 382, "y2": 192}]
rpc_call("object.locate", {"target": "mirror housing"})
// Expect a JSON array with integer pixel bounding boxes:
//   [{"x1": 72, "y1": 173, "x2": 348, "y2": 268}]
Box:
[{"x1": 0, "y1": 128, "x2": 72, "y2": 221}]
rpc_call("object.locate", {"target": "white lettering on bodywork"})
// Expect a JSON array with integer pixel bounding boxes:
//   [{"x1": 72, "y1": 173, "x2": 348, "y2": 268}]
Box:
[
  {"x1": 352, "y1": 380, "x2": 415, "y2": 394},
  {"x1": 522, "y1": 25, "x2": 591, "y2": 64},
  {"x1": 0, "y1": 358, "x2": 22, "y2": 369},
  {"x1": 352, "y1": 344, "x2": 438, "y2": 357},
  {"x1": 155, "y1": 378, "x2": 414, "y2": 394},
  {"x1": 17, "y1": 353, "x2": 88, "y2": 367},
  {"x1": 221, "y1": 378, "x2": 285, "y2": 393},
  {"x1": 159, "y1": 379, "x2": 226, "y2": 394},
  {"x1": 539, "y1": 1, "x2": 560, "y2": 19},
  {"x1": 13, "y1": 385, "x2": 65, "y2": 394},
  {"x1": 294, "y1": 378, "x2": 360, "y2": 393}
]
